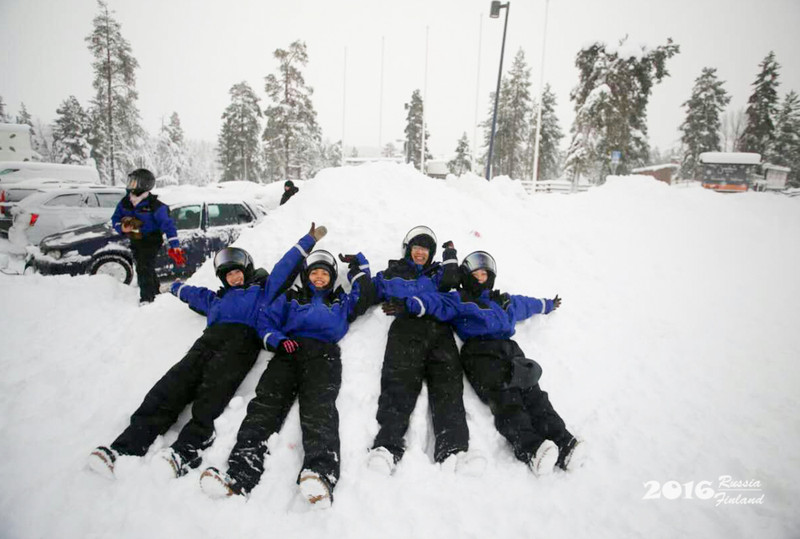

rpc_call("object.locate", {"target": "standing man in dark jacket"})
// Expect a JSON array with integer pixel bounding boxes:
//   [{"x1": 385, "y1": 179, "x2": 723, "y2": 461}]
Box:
[
  {"x1": 111, "y1": 168, "x2": 185, "y2": 304},
  {"x1": 87, "y1": 224, "x2": 327, "y2": 480},
  {"x1": 200, "y1": 249, "x2": 373, "y2": 508},
  {"x1": 389, "y1": 251, "x2": 586, "y2": 476},
  {"x1": 367, "y1": 226, "x2": 482, "y2": 476},
  {"x1": 279, "y1": 180, "x2": 299, "y2": 205}
]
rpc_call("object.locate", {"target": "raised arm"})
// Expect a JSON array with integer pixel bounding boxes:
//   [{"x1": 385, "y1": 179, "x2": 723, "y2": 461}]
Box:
[
  {"x1": 263, "y1": 224, "x2": 325, "y2": 304},
  {"x1": 340, "y1": 252, "x2": 374, "y2": 322},
  {"x1": 434, "y1": 240, "x2": 460, "y2": 292}
]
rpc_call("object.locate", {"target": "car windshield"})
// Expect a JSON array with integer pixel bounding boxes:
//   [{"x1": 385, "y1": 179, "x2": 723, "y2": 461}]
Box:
[{"x1": 171, "y1": 205, "x2": 201, "y2": 230}]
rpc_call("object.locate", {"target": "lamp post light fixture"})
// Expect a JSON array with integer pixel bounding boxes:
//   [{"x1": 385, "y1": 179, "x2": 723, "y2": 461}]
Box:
[{"x1": 486, "y1": 0, "x2": 510, "y2": 180}]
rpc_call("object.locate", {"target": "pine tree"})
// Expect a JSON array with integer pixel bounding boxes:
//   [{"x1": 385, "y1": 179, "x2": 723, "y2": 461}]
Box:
[
  {"x1": 0, "y1": 96, "x2": 11, "y2": 123},
  {"x1": 770, "y1": 91, "x2": 800, "y2": 187},
  {"x1": 52, "y1": 96, "x2": 92, "y2": 165},
  {"x1": 218, "y1": 81, "x2": 263, "y2": 182},
  {"x1": 448, "y1": 133, "x2": 472, "y2": 175},
  {"x1": 564, "y1": 37, "x2": 679, "y2": 182},
  {"x1": 262, "y1": 40, "x2": 322, "y2": 182},
  {"x1": 85, "y1": 0, "x2": 144, "y2": 184},
  {"x1": 155, "y1": 112, "x2": 188, "y2": 183},
  {"x1": 741, "y1": 52, "x2": 781, "y2": 157},
  {"x1": 529, "y1": 83, "x2": 564, "y2": 181},
  {"x1": 679, "y1": 67, "x2": 731, "y2": 178},
  {"x1": 404, "y1": 89, "x2": 431, "y2": 170}
]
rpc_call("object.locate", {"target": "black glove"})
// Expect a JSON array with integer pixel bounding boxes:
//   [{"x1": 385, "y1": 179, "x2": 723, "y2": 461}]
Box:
[
  {"x1": 338, "y1": 253, "x2": 359, "y2": 271},
  {"x1": 552, "y1": 294, "x2": 562, "y2": 310},
  {"x1": 442, "y1": 240, "x2": 455, "y2": 250},
  {"x1": 381, "y1": 298, "x2": 408, "y2": 317},
  {"x1": 281, "y1": 339, "x2": 300, "y2": 354}
]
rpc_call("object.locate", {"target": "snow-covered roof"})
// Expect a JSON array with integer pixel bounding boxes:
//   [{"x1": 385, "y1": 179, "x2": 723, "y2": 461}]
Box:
[
  {"x1": 631, "y1": 163, "x2": 680, "y2": 173},
  {"x1": 763, "y1": 163, "x2": 791, "y2": 172},
  {"x1": 698, "y1": 152, "x2": 761, "y2": 165}
]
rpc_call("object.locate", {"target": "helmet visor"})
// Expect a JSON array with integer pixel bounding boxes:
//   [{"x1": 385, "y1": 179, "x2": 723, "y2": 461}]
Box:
[
  {"x1": 305, "y1": 250, "x2": 338, "y2": 274},
  {"x1": 126, "y1": 175, "x2": 141, "y2": 191},
  {"x1": 214, "y1": 247, "x2": 252, "y2": 272},
  {"x1": 402, "y1": 225, "x2": 437, "y2": 250},
  {"x1": 461, "y1": 251, "x2": 497, "y2": 275}
]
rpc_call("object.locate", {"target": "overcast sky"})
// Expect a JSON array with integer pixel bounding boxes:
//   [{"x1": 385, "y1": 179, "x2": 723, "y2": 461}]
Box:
[{"x1": 2, "y1": 0, "x2": 799, "y2": 159}]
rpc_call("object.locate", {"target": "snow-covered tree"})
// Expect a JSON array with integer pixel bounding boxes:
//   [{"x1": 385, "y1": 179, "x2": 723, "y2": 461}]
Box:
[
  {"x1": 218, "y1": 81, "x2": 263, "y2": 182},
  {"x1": 564, "y1": 37, "x2": 679, "y2": 182},
  {"x1": 262, "y1": 40, "x2": 321, "y2": 182},
  {"x1": 679, "y1": 67, "x2": 731, "y2": 178},
  {"x1": 85, "y1": 0, "x2": 145, "y2": 185},
  {"x1": 382, "y1": 142, "x2": 397, "y2": 158},
  {"x1": 155, "y1": 112, "x2": 188, "y2": 183},
  {"x1": 528, "y1": 83, "x2": 563, "y2": 181},
  {"x1": 482, "y1": 49, "x2": 533, "y2": 179},
  {"x1": 448, "y1": 133, "x2": 472, "y2": 175},
  {"x1": 769, "y1": 91, "x2": 800, "y2": 187},
  {"x1": 403, "y1": 89, "x2": 430, "y2": 170},
  {"x1": 185, "y1": 139, "x2": 219, "y2": 185},
  {"x1": 741, "y1": 51, "x2": 781, "y2": 156},
  {"x1": 721, "y1": 108, "x2": 746, "y2": 152},
  {"x1": 52, "y1": 96, "x2": 92, "y2": 165},
  {"x1": 15, "y1": 103, "x2": 34, "y2": 133},
  {"x1": 0, "y1": 96, "x2": 11, "y2": 123}
]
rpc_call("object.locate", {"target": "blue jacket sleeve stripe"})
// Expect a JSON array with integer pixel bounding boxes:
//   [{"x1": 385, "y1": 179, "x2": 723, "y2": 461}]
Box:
[{"x1": 411, "y1": 296, "x2": 426, "y2": 317}]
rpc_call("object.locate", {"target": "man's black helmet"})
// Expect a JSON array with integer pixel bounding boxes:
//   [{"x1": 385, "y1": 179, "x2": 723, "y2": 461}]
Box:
[
  {"x1": 402, "y1": 225, "x2": 437, "y2": 264},
  {"x1": 284, "y1": 180, "x2": 295, "y2": 188},
  {"x1": 213, "y1": 247, "x2": 254, "y2": 286},
  {"x1": 304, "y1": 249, "x2": 338, "y2": 289},
  {"x1": 460, "y1": 250, "x2": 497, "y2": 294},
  {"x1": 126, "y1": 168, "x2": 156, "y2": 195}
]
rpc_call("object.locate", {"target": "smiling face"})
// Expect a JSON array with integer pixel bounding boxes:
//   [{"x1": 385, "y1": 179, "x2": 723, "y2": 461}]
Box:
[
  {"x1": 225, "y1": 269, "x2": 245, "y2": 287},
  {"x1": 410, "y1": 245, "x2": 430, "y2": 265},
  {"x1": 472, "y1": 269, "x2": 489, "y2": 284},
  {"x1": 308, "y1": 268, "x2": 331, "y2": 290}
]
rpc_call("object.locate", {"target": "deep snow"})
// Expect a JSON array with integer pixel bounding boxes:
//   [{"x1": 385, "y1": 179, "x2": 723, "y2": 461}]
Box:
[{"x1": 0, "y1": 163, "x2": 798, "y2": 538}]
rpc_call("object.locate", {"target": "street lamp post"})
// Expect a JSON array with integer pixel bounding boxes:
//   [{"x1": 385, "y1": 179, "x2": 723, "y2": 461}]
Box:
[{"x1": 486, "y1": 1, "x2": 510, "y2": 181}]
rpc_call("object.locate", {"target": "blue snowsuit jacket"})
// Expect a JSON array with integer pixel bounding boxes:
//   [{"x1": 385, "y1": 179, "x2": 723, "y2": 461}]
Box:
[
  {"x1": 403, "y1": 288, "x2": 556, "y2": 341},
  {"x1": 170, "y1": 234, "x2": 317, "y2": 329},
  {"x1": 111, "y1": 193, "x2": 180, "y2": 248},
  {"x1": 372, "y1": 246, "x2": 460, "y2": 306},
  {"x1": 259, "y1": 253, "x2": 374, "y2": 349}
]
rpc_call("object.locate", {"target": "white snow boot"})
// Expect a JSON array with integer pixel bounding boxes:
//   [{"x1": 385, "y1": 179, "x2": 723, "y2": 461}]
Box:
[
  {"x1": 200, "y1": 467, "x2": 243, "y2": 498},
  {"x1": 87, "y1": 446, "x2": 119, "y2": 479},
  {"x1": 529, "y1": 440, "x2": 559, "y2": 477},
  {"x1": 298, "y1": 469, "x2": 333, "y2": 510},
  {"x1": 557, "y1": 437, "x2": 588, "y2": 471},
  {"x1": 451, "y1": 450, "x2": 488, "y2": 477},
  {"x1": 366, "y1": 446, "x2": 396, "y2": 476},
  {"x1": 152, "y1": 448, "x2": 187, "y2": 480}
]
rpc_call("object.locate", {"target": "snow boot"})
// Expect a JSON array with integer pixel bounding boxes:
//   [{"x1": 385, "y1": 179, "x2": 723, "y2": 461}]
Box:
[
  {"x1": 366, "y1": 446, "x2": 396, "y2": 476},
  {"x1": 152, "y1": 448, "x2": 188, "y2": 480},
  {"x1": 200, "y1": 467, "x2": 245, "y2": 498},
  {"x1": 443, "y1": 450, "x2": 488, "y2": 477},
  {"x1": 298, "y1": 469, "x2": 333, "y2": 510},
  {"x1": 87, "y1": 446, "x2": 118, "y2": 479},
  {"x1": 529, "y1": 440, "x2": 559, "y2": 477},
  {"x1": 557, "y1": 437, "x2": 588, "y2": 471}
]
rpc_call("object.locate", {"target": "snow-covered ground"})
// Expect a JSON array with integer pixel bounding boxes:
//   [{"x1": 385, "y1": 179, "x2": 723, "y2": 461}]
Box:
[{"x1": 1, "y1": 163, "x2": 798, "y2": 538}]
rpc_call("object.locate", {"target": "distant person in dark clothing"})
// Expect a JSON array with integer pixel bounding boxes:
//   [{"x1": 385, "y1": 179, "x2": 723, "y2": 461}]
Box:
[
  {"x1": 86, "y1": 224, "x2": 327, "y2": 480},
  {"x1": 280, "y1": 180, "x2": 299, "y2": 205},
  {"x1": 111, "y1": 168, "x2": 185, "y2": 304}
]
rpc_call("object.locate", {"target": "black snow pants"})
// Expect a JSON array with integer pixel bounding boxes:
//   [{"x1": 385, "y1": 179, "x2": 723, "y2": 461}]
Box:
[
  {"x1": 110, "y1": 323, "x2": 261, "y2": 468},
  {"x1": 131, "y1": 234, "x2": 162, "y2": 302},
  {"x1": 460, "y1": 338, "x2": 571, "y2": 463},
  {"x1": 226, "y1": 337, "x2": 342, "y2": 495},
  {"x1": 372, "y1": 317, "x2": 469, "y2": 464}
]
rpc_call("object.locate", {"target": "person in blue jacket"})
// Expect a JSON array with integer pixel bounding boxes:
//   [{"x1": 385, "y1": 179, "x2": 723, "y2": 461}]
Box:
[
  {"x1": 87, "y1": 223, "x2": 327, "y2": 480},
  {"x1": 111, "y1": 168, "x2": 186, "y2": 304},
  {"x1": 383, "y1": 251, "x2": 586, "y2": 476},
  {"x1": 367, "y1": 226, "x2": 480, "y2": 476},
  {"x1": 199, "y1": 249, "x2": 373, "y2": 509}
]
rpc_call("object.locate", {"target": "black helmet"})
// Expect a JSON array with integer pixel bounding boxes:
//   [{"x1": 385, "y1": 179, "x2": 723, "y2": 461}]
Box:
[
  {"x1": 126, "y1": 168, "x2": 156, "y2": 195},
  {"x1": 402, "y1": 225, "x2": 437, "y2": 264},
  {"x1": 304, "y1": 249, "x2": 338, "y2": 289},
  {"x1": 213, "y1": 247, "x2": 254, "y2": 286},
  {"x1": 284, "y1": 180, "x2": 295, "y2": 188},
  {"x1": 460, "y1": 251, "x2": 497, "y2": 294}
]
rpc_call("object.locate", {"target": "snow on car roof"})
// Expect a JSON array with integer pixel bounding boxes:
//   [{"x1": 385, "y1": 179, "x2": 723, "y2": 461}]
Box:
[
  {"x1": 16, "y1": 186, "x2": 125, "y2": 208},
  {"x1": 154, "y1": 185, "x2": 262, "y2": 206},
  {"x1": 698, "y1": 152, "x2": 761, "y2": 165}
]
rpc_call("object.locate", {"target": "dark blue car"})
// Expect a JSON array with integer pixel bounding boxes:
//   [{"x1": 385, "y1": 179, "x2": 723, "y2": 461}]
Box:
[{"x1": 27, "y1": 196, "x2": 264, "y2": 284}]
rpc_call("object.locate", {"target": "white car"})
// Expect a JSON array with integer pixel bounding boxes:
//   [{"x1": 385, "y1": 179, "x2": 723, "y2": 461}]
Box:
[{"x1": 9, "y1": 185, "x2": 126, "y2": 247}]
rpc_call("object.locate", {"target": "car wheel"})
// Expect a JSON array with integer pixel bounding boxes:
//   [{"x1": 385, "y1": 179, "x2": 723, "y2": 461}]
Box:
[{"x1": 90, "y1": 254, "x2": 133, "y2": 284}]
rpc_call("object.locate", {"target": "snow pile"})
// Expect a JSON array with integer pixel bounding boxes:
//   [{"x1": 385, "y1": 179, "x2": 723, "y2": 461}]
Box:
[{"x1": 1, "y1": 164, "x2": 799, "y2": 538}]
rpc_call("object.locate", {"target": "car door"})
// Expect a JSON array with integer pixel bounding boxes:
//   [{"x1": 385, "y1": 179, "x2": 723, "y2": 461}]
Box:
[
  {"x1": 154, "y1": 203, "x2": 204, "y2": 278},
  {"x1": 205, "y1": 202, "x2": 255, "y2": 254}
]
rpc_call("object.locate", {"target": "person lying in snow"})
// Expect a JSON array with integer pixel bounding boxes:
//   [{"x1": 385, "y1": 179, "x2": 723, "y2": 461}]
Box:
[
  {"x1": 366, "y1": 226, "x2": 485, "y2": 477},
  {"x1": 199, "y1": 248, "x2": 374, "y2": 509},
  {"x1": 87, "y1": 223, "x2": 328, "y2": 480},
  {"x1": 382, "y1": 250, "x2": 586, "y2": 476}
]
